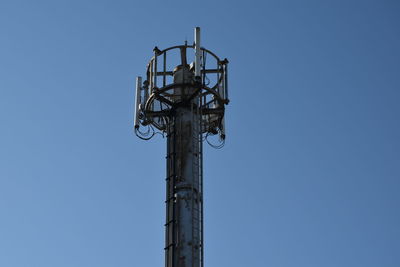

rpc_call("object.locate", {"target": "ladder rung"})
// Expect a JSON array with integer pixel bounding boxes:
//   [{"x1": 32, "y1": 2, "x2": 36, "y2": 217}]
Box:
[
  {"x1": 164, "y1": 219, "x2": 176, "y2": 226},
  {"x1": 164, "y1": 243, "x2": 175, "y2": 250}
]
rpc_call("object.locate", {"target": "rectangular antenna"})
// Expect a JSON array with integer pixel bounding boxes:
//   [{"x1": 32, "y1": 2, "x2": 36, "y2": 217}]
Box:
[
  {"x1": 195, "y1": 27, "x2": 201, "y2": 77},
  {"x1": 134, "y1": 76, "x2": 142, "y2": 128},
  {"x1": 221, "y1": 115, "x2": 226, "y2": 140}
]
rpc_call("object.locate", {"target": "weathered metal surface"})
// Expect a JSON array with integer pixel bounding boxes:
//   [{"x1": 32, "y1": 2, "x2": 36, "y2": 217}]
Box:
[{"x1": 165, "y1": 67, "x2": 202, "y2": 267}]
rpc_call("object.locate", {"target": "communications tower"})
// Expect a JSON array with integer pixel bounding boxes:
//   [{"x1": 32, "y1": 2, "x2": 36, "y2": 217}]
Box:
[{"x1": 134, "y1": 27, "x2": 229, "y2": 267}]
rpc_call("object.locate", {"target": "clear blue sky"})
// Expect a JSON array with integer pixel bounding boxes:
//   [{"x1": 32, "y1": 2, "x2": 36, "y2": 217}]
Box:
[{"x1": 1, "y1": 0, "x2": 399, "y2": 266}]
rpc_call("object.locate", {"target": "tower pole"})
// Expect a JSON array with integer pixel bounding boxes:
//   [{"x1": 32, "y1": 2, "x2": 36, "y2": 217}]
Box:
[{"x1": 165, "y1": 64, "x2": 202, "y2": 267}]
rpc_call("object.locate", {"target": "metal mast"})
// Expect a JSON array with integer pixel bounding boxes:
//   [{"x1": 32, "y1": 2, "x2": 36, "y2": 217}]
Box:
[{"x1": 134, "y1": 27, "x2": 229, "y2": 267}]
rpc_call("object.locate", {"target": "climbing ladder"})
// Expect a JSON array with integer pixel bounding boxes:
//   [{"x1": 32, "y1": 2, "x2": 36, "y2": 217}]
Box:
[{"x1": 165, "y1": 120, "x2": 176, "y2": 267}]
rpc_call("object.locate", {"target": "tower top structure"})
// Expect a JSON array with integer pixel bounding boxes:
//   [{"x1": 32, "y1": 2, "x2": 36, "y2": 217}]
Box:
[{"x1": 134, "y1": 27, "x2": 229, "y2": 145}]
